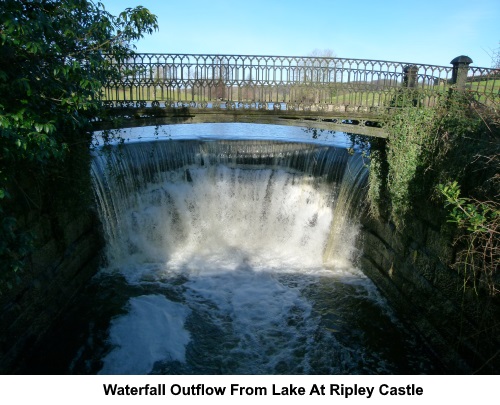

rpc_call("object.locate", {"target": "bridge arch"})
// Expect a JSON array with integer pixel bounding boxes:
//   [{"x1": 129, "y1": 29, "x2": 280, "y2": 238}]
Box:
[{"x1": 96, "y1": 53, "x2": 499, "y2": 138}]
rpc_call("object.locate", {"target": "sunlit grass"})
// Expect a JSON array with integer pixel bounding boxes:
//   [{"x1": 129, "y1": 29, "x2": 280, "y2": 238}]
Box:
[{"x1": 101, "y1": 80, "x2": 499, "y2": 108}]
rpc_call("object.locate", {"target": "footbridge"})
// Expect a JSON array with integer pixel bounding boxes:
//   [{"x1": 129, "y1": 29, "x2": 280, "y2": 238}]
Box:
[{"x1": 98, "y1": 54, "x2": 499, "y2": 137}]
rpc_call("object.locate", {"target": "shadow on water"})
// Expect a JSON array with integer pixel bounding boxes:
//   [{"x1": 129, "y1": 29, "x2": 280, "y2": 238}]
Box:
[{"x1": 21, "y1": 266, "x2": 443, "y2": 375}]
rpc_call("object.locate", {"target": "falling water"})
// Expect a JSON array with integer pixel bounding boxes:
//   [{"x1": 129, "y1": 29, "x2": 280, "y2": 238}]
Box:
[{"x1": 61, "y1": 137, "x2": 438, "y2": 375}]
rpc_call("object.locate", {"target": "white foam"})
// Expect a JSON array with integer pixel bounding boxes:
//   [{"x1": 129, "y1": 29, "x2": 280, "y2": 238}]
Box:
[
  {"x1": 103, "y1": 166, "x2": 343, "y2": 276},
  {"x1": 91, "y1": 141, "x2": 402, "y2": 374},
  {"x1": 183, "y1": 262, "x2": 318, "y2": 373},
  {"x1": 98, "y1": 295, "x2": 190, "y2": 375}
]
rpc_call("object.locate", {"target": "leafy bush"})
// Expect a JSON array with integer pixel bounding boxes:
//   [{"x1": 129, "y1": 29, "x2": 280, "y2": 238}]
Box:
[{"x1": 0, "y1": 1, "x2": 157, "y2": 278}]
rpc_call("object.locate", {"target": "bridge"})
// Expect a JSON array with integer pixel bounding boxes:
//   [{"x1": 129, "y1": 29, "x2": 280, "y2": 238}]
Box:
[{"x1": 98, "y1": 54, "x2": 500, "y2": 138}]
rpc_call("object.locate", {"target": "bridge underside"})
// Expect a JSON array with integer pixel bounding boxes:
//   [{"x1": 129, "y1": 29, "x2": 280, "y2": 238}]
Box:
[{"x1": 94, "y1": 107, "x2": 388, "y2": 138}]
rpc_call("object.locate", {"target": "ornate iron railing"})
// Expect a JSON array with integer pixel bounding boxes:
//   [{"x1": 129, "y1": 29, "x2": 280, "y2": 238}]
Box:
[{"x1": 102, "y1": 53, "x2": 500, "y2": 113}]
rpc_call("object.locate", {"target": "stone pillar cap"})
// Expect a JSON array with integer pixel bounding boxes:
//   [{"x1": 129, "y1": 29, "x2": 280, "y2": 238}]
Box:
[{"x1": 450, "y1": 55, "x2": 473, "y2": 64}]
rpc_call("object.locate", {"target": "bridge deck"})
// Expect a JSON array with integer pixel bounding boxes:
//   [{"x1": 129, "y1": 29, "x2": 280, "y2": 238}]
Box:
[{"x1": 96, "y1": 106, "x2": 388, "y2": 138}]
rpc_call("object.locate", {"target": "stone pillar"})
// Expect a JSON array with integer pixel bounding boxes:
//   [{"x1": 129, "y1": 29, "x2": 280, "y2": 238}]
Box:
[
  {"x1": 403, "y1": 65, "x2": 419, "y2": 88},
  {"x1": 450, "y1": 55, "x2": 473, "y2": 89}
]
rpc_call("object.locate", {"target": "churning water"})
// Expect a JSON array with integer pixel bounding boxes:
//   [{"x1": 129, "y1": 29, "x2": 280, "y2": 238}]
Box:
[{"x1": 27, "y1": 125, "x2": 439, "y2": 374}]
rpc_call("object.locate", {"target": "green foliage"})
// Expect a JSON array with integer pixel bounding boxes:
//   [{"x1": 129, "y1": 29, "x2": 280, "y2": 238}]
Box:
[
  {"x1": 384, "y1": 107, "x2": 438, "y2": 228},
  {"x1": 0, "y1": 0, "x2": 158, "y2": 277},
  {"x1": 431, "y1": 96, "x2": 498, "y2": 295},
  {"x1": 367, "y1": 90, "x2": 499, "y2": 294},
  {"x1": 0, "y1": 0, "x2": 157, "y2": 163},
  {"x1": 366, "y1": 146, "x2": 386, "y2": 218},
  {"x1": 389, "y1": 88, "x2": 424, "y2": 108},
  {"x1": 439, "y1": 181, "x2": 498, "y2": 233},
  {"x1": 438, "y1": 181, "x2": 499, "y2": 295}
]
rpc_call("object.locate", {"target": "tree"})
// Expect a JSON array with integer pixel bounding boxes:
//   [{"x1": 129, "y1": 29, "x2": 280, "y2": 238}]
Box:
[
  {"x1": 0, "y1": 0, "x2": 158, "y2": 274},
  {"x1": 294, "y1": 49, "x2": 337, "y2": 103},
  {"x1": 492, "y1": 42, "x2": 500, "y2": 69}
]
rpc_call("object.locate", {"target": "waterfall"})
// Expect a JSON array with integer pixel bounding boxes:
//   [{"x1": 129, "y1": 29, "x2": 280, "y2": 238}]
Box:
[
  {"x1": 91, "y1": 140, "x2": 367, "y2": 272},
  {"x1": 86, "y1": 138, "x2": 434, "y2": 375}
]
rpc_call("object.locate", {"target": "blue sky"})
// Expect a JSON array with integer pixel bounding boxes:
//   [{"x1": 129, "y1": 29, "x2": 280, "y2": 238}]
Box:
[{"x1": 101, "y1": 0, "x2": 499, "y2": 68}]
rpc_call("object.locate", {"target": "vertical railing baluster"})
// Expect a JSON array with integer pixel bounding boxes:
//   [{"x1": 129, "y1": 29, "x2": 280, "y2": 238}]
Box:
[{"x1": 101, "y1": 53, "x2": 497, "y2": 113}]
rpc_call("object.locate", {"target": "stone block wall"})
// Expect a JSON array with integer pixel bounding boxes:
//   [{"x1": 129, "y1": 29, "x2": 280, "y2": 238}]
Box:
[
  {"x1": 359, "y1": 206, "x2": 500, "y2": 373},
  {"x1": 0, "y1": 208, "x2": 102, "y2": 373}
]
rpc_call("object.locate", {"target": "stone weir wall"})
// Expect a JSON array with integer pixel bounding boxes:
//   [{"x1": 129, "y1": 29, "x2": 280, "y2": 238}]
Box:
[
  {"x1": 0, "y1": 208, "x2": 102, "y2": 373},
  {"x1": 358, "y1": 204, "x2": 500, "y2": 374}
]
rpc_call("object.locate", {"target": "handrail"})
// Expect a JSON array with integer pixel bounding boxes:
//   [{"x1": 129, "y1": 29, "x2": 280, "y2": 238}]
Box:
[{"x1": 101, "y1": 53, "x2": 500, "y2": 112}]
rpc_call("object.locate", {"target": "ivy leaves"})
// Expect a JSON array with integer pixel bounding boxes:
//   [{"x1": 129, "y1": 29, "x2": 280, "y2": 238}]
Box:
[{"x1": 383, "y1": 107, "x2": 438, "y2": 228}]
